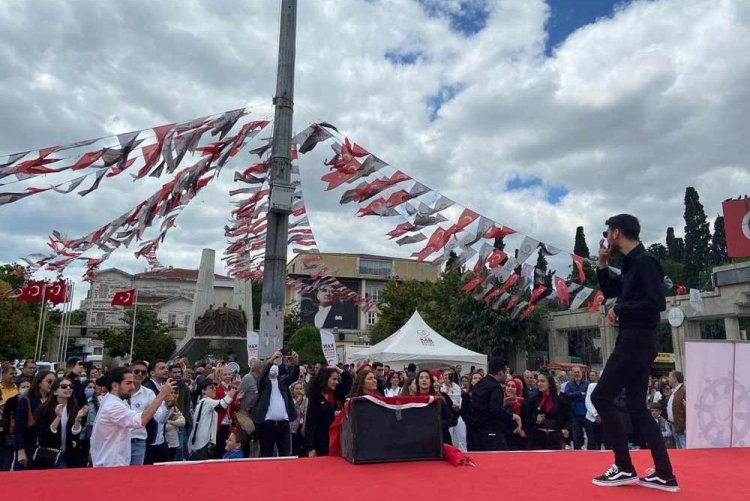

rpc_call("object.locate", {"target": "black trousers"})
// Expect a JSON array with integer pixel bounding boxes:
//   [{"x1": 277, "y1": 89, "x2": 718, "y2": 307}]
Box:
[
  {"x1": 473, "y1": 427, "x2": 507, "y2": 451},
  {"x1": 572, "y1": 415, "x2": 593, "y2": 450},
  {"x1": 144, "y1": 441, "x2": 169, "y2": 465},
  {"x1": 591, "y1": 327, "x2": 673, "y2": 476},
  {"x1": 588, "y1": 420, "x2": 603, "y2": 450},
  {"x1": 214, "y1": 424, "x2": 230, "y2": 459},
  {"x1": 258, "y1": 420, "x2": 291, "y2": 457}
]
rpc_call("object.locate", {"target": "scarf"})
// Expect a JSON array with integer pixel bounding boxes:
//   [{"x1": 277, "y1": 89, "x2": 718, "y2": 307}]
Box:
[
  {"x1": 537, "y1": 391, "x2": 553, "y2": 414},
  {"x1": 507, "y1": 378, "x2": 524, "y2": 415},
  {"x1": 325, "y1": 389, "x2": 335, "y2": 407}
]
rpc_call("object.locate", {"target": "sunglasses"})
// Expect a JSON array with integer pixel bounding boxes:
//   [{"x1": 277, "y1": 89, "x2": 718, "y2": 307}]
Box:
[
  {"x1": 132, "y1": 369, "x2": 147, "y2": 375},
  {"x1": 58, "y1": 384, "x2": 73, "y2": 390}
]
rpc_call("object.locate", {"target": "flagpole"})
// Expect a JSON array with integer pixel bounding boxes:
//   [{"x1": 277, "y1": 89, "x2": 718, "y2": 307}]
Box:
[
  {"x1": 59, "y1": 280, "x2": 72, "y2": 363},
  {"x1": 55, "y1": 282, "x2": 67, "y2": 363},
  {"x1": 128, "y1": 290, "x2": 138, "y2": 364},
  {"x1": 34, "y1": 284, "x2": 48, "y2": 361},
  {"x1": 62, "y1": 282, "x2": 75, "y2": 364}
]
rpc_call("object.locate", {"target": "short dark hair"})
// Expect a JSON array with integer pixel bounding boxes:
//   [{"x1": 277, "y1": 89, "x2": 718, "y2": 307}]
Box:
[
  {"x1": 488, "y1": 357, "x2": 508, "y2": 376},
  {"x1": 407, "y1": 363, "x2": 416, "y2": 372},
  {"x1": 105, "y1": 367, "x2": 133, "y2": 391},
  {"x1": 131, "y1": 360, "x2": 148, "y2": 369},
  {"x1": 23, "y1": 360, "x2": 36, "y2": 368},
  {"x1": 66, "y1": 357, "x2": 81, "y2": 369},
  {"x1": 148, "y1": 359, "x2": 166, "y2": 373},
  {"x1": 371, "y1": 362, "x2": 383, "y2": 370},
  {"x1": 605, "y1": 214, "x2": 640, "y2": 240},
  {"x1": 168, "y1": 364, "x2": 183, "y2": 372},
  {"x1": 670, "y1": 370, "x2": 684, "y2": 384}
]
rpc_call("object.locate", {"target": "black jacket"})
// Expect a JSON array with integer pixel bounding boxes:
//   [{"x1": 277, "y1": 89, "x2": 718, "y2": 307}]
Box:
[
  {"x1": 34, "y1": 402, "x2": 83, "y2": 467},
  {"x1": 142, "y1": 379, "x2": 162, "y2": 445},
  {"x1": 470, "y1": 376, "x2": 514, "y2": 433},
  {"x1": 252, "y1": 363, "x2": 299, "y2": 423},
  {"x1": 303, "y1": 371, "x2": 352, "y2": 455},
  {"x1": 439, "y1": 392, "x2": 459, "y2": 444},
  {"x1": 597, "y1": 244, "x2": 666, "y2": 328},
  {"x1": 525, "y1": 393, "x2": 572, "y2": 435}
]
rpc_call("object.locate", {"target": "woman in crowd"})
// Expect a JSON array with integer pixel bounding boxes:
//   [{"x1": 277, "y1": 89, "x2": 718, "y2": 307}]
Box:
[
  {"x1": 290, "y1": 381, "x2": 307, "y2": 457},
  {"x1": 188, "y1": 379, "x2": 236, "y2": 461},
  {"x1": 213, "y1": 367, "x2": 234, "y2": 459},
  {"x1": 400, "y1": 375, "x2": 418, "y2": 396},
  {"x1": 306, "y1": 366, "x2": 351, "y2": 456},
  {"x1": 416, "y1": 370, "x2": 457, "y2": 445},
  {"x1": 33, "y1": 377, "x2": 87, "y2": 468},
  {"x1": 440, "y1": 370, "x2": 466, "y2": 450},
  {"x1": 384, "y1": 372, "x2": 401, "y2": 397},
  {"x1": 77, "y1": 379, "x2": 99, "y2": 466},
  {"x1": 347, "y1": 368, "x2": 379, "y2": 398},
  {"x1": 165, "y1": 389, "x2": 186, "y2": 461},
  {"x1": 503, "y1": 378, "x2": 528, "y2": 450},
  {"x1": 1, "y1": 377, "x2": 30, "y2": 470},
  {"x1": 526, "y1": 371, "x2": 570, "y2": 451},
  {"x1": 460, "y1": 371, "x2": 482, "y2": 451},
  {"x1": 13, "y1": 370, "x2": 54, "y2": 469}
]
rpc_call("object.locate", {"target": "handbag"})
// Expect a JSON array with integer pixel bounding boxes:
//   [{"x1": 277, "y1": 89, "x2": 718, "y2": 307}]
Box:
[
  {"x1": 234, "y1": 409, "x2": 255, "y2": 435},
  {"x1": 31, "y1": 446, "x2": 61, "y2": 469}
]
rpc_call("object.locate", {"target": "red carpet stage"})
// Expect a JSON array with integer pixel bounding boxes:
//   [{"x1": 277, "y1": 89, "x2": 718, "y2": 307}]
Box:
[{"x1": 2, "y1": 448, "x2": 746, "y2": 500}]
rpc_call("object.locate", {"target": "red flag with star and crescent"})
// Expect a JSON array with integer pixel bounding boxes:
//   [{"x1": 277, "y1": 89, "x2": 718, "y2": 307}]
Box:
[
  {"x1": 16, "y1": 281, "x2": 46, "y2": 302},
  {"x1": 111, "y1": 289, "x2": 136, "y2": 307}
]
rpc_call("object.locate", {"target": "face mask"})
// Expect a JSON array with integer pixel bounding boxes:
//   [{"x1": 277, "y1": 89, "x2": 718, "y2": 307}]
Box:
[
  {"x1": 84, "y1": 388, "x2": 96, "y2": 399},
  {"x1": 19, "y1": 388, "x2": 29, "y2": 397}
]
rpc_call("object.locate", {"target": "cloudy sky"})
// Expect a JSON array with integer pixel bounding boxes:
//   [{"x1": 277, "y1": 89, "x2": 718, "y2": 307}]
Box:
[{"x1": 1, "y1": 0, "x2": 749, "y2": 307}]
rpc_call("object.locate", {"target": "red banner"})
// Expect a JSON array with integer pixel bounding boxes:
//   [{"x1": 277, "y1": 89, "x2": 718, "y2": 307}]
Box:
[
  {"x1": 111, "y1": 288, "x2": 136, "y2": 306},
  {"x1": 722, "y1": 198, "x2": 750, "y2": 258},
  {"x1": 16, "y1": 281, "x2": 46, "y2": 302},
  {"x1": 46, "y1": 280, "x2": 68, "y2": 305}
]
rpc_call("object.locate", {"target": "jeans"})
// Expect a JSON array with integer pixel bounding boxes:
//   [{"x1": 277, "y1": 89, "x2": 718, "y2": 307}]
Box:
[
  {"x1": 674, "y1": 433, "x2": 687, "y2": 449},
  {"x1": 176, "y1": 427, "x2": 188, "y2": 461},
  {"x1": 130, "y1": 439, "x2": 146, "y2": 465},
  {"x1": 258, "y1": 420, "x2": 291, "y2": 457},
  {"x1": 592, "y1": 327, "x2": 673, "y2": 477}
]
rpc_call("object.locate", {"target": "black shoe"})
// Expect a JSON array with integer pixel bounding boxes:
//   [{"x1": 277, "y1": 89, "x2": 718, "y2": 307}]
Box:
[
  {"x1": 592, "y1": 464, "x2": 639, "y2": 487},
  {"x1": 639, "y1": 468, "x2": 680, "y2": 492}
]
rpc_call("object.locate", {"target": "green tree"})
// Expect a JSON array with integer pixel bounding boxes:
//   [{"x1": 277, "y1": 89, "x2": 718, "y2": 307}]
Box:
[
  {"x1": 283, "y1": 305, "x2": 304, "y2": 345},
  {"x1": 647, "y1": 243, "x2": 668, "y2": 260},
  {"x1": 710, "y1": 215, "x2": 729, "y2": 266},
  {"x1": 288, "y1": 325, "x2": 324, "y2": 364},
  {"x1": 0, "y1": 280, "x2": 37, "y2": 359},
  {"x1": 535, "y1": 247, "x2": 548, "y2": 274},
  {"x1": 0, "y1": 264, "x2": 26, "y2": 290},
  {"x1": 666, "y1": 227, "x2": 684, "y2": 262},
  {"x1": 368, "y1": 279, "x2": 435, "y2": 345},
  {"x1": 683, "y1": 187, "x2": 712, "y2": 287},
  {"x1": 98, "y1": 309, "x2": 175, "y2": 361}
]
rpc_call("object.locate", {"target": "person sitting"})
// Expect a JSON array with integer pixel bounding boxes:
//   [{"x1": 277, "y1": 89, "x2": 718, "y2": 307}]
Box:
[{"x1": 305, "y1": 365, "x2": 351, "y2": 457}]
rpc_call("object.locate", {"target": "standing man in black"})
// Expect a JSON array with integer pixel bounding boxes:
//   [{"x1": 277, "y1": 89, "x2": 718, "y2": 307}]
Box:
[
  {"x1": 470, "y1": 357, "x2": 522, "y2": 451},
  {"x1": 591, "y1": 214, "x2": 678, "y2": 492}
]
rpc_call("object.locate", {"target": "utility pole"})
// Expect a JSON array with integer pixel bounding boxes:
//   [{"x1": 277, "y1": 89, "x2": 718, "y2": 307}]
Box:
[{"x1": 259, "y1": 0, "x2": 297, "y2": 358}]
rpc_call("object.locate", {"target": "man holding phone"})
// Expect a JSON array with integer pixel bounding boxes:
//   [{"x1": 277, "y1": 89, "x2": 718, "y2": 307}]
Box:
[{"x1": 590, "y1": 214, "x2": 678, "y2": 492}]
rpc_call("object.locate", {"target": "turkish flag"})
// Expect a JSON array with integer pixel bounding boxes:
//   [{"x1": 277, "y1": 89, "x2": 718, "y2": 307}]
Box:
[
  {"x1": 722, "y1": 198, "x2": 750, "y2": 258},
  {"x1": 588, "y1": 291, "x2": 605, "y2": 313},
  {"x1": 17, "y1": 281, "x2": 46, "y2": 302},
  {"x1": 554, "y1": 276, "x2": 570, "y2": 305},
  {"x1": 46, "y1": 280, "x2": 68, "y2": 305},
  {"x1": 572, "y1": 254, "x2": 586, "y2": 284},
  {"x1": 111, "y1": 289, "x2": 136, "y2": 307}
]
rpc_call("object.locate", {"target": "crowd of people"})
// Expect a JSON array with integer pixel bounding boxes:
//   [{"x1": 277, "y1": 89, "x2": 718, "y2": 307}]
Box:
[{"x1": 0, "y1": 353, "x2": 687, "y2": 471}]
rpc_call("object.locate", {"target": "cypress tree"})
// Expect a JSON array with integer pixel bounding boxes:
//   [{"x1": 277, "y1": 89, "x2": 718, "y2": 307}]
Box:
[
  {"x1": 535, "y1": 247, "x2": 548, "y2": 274},
  {"x1": 666, "y1": 227, "x2": 683, "y2": 261},
  {"x1": 710, "y1": 216, "x2": 728, "y2": 265},
  {"x1": 683, "y1": 187, "x2": 712, "y2": 287},
  {"x1": 574, "y1": 226, "x2": 591, "y2": 258}
]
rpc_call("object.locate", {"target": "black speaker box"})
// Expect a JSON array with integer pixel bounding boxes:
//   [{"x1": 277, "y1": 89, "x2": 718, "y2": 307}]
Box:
[{"x1": 340, "y1": 397, "x2": 444, "y2": 464}]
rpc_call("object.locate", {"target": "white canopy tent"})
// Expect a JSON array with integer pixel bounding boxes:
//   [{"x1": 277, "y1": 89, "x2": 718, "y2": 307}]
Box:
[{"x1": 352, "y1": 310, "x2": 487, "y2": 371}]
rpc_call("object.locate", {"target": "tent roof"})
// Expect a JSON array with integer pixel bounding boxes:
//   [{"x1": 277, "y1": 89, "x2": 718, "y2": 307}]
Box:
[{"x1": 354, "y1": 310, "x2": 487, "y2": 369}]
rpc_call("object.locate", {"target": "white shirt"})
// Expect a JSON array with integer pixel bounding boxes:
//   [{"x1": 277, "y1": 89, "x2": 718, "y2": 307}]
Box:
[
  {"x1": 667, "y1": 383, "x2": 683, "y2": 424},
  {"x1": 265, "y1": 379, "x2": 289, "y2": 421},
  {"x1": 585, "y1": 383, "x2": 598, "y2": 422},
  {"x1": 384, "y1": 387, "x2": 401, "y2": 397},
  {"x1": 90, "y1": 393, "x2": 145, "y2": 467},
  {"x1": 441, "y1": 382, "x2": 462, "y2": 407},
  {"x1": 188, "y1": 396, "x2": 230, "y2": 451},
  {"x1": 128, "y1": 385, "x2": 168, "y2": 443}
]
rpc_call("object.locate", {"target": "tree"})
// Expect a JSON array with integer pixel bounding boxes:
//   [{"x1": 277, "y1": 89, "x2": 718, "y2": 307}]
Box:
[
  {"x1": 98, "y1": 309, "x2": 175, "y2": 361},
  {"x1": 573, "y1": 226, "x2": 591, "y2": 259},
  {"x1": 0, "y1": 263, "x2": 26, "y2": 290},
  {"x1": 288, "y1": 325, "x2": 324, "y2": 365},
  {"x1": 666, "y1": 227, "x2": 684, "y2": 262},
  {"x1": 0, "y1": 280, "x2": 37, "y2": 359},
  {"x1": 647, "y1": 243, "x2": 668, "y2": 260},
  {"x1": 710, "y1": 215, "x2": 729, "y2": 266},
  {"x1": 535, "y1": 247, "x2": 548, "y2": 274},
  {"x1": 683, "y1": 187, "x2": 712, "y2": 287},
  {"x1": 283, "y1": 305, "x2": 304, "y2": 345},
  {"x1": 368, "y1": 279, "x2": 435, "y2": 345}
]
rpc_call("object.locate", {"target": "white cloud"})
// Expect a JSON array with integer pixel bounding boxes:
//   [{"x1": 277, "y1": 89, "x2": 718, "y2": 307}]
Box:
[{"x1": 1, "y1": 0, "x2": 749, "y2": 308}]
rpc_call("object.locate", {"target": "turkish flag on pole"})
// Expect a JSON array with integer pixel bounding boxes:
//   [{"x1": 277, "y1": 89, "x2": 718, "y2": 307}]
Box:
[
  {"x1": 17, "y1": 281, "x2": 46, "y2": 302},
  {"x1": 722, "y1": 198, "x2": 750, "y2": 258},
  {"x1": 46, "y1": 280, "x2": 68, "y2": 305},
  {"x1": 111, "y1": 289, "x2": 136, "y2": 307}
]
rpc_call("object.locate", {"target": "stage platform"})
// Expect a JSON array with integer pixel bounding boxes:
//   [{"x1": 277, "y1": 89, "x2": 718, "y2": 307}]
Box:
[{"x1": 2, "y1": 448, "x2": 746, "y2": 500}]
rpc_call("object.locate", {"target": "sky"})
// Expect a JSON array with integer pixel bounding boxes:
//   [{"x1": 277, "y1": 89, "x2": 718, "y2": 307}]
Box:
[{"x1": 1, "y1": 0, "x2": 749, "y2": 308}]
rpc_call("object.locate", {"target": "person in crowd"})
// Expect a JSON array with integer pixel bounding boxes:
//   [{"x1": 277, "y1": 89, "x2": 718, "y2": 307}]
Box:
[
  {"x1": 589, "y1": 371, "x2": 599, "y2": 384},
  {"x1": 592, "y1": 214, "x2": 677, "y2": 490},
  {"x1": 77, "y1": 379, "x2": 99, "y2": 466},
  {"x1": 415, "y1": 370, "x2": 457, "y2": 445},
  {"x1": 64, "y1": 358, "x2": 86, "y2": 405},
  {"x1": 168, "y1": 363, "x2": 192, "y2": 461},
  {"x1": 406, "y1": 363, "x2": 417, "y2": 379},
  {"x1": 289, "y1": 381, "x2": 307, "y2": 456},
  {"x1": 1, "y1": 377, "x2": 30, "y2": 470},
  {"x1": 87, "y1": 367, "x2": 101, "y2": 383},
  {"x1": 128, "y1": 361, "x2": 168, "y2": 465},
  {"x1": 441, "y1": 370, "x2": 466, "y2": 450},
  {"x1": 306, "y1": 365, "x2": 351, "y2": 456},
  {"x1": 1, "y1": 365, "x2": 18, "y2": 403},
  {"x1": 478, "y1": 369, "x2": 486, "y2": 378},
  {"x1": 188, "y1": 379, "x2": 235, "y2": 460},
  {"x1": 32, "y1": 377, "x2": 87, "y2": 468},
  {"x1": 460, "y1": 375, "x2": 470, "y2": 393},
  {"x1": 650, "y1": 403, "x2": 675, "y2": 449},
  {"x1": 236, "y1": 360, "x2": 262, "y2": 458},
  {"x1": 400, "y1": 375, "x2": 418, "y2": 396},
  {"x1": 347, "y1": 368, "x2": 379, "y2": 398},
  {"x1": 585, "y1": 373, "x2": 603, "y2": 451},
  {"x1": 90, "y1": 368, "x2": 175, "y2": 467},
  {"x1": 297, "y1": 365, "x2": 309, "y2": 389},
  {"x1": 460, "y1": 371, "x2": 482, "y2": 451},
  {"x1": 212, "y1": 366, "x2": 235, "y2": 459},
  {"x1": 471, "y1": 359, "x2": 520, "y2": 451},
  {"x1": 252, "y1": 350, "x2": 299, "y2": 457},
  {"x1": 17, "y1": 361, "x2": 37, "y2": 385},
  {"x1": 384, "y1": 372, "x2": 401, "y2": 397},
  {"x1": 564, "y1": 365, "x2": 591, "y2": 450},
  {"x1": 223, "y1": 428, "x2": 246, "y2": 459},
  {"x1": 13, "y1": 370, "x2": 54, "y2": 470},
  {"x1": 165, "y1": 389, "x2": 186, "y2": 461},
  {"x1": 667, "y1": 371, "x2": 686, "y2": 449},
  {"x1": 527, "y1": 371, "x2": 571, "y2": 451},
  {"x1": 655, "y1": 382, "x2": 671, "y2": 418},
  {"x1": 371, "y1": 362, "x2": 387, "y2": 395},
  {"x1": 142, "y1": 359, "x2": 170, "y2": 464},
  {"x1": 503, "y1": 378, "x2": 527, "y2": 450}
]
